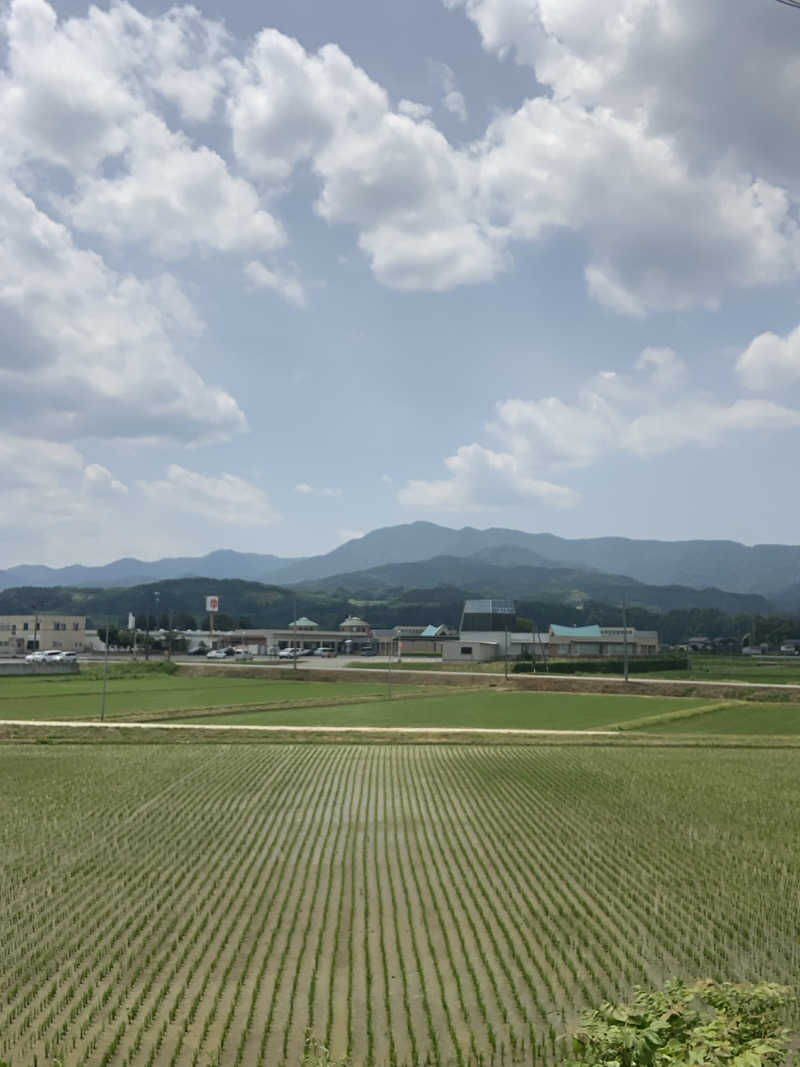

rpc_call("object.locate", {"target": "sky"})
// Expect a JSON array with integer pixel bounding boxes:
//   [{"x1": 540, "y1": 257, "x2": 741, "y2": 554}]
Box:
[{"x1": 4, "y1": 0, "x2": 800, "y2": 566}]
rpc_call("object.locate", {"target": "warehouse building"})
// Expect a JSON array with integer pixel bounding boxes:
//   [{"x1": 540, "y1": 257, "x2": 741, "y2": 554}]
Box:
[{"x1": 0, "y1": 614, "x2": 86, "y2": 656}]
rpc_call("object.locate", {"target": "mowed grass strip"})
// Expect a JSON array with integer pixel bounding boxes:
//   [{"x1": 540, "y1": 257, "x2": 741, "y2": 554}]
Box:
[
  {"x1": 168, "y1": 690, "x2": 713, "y2": 730},
  {"x1": 0, "y1": 675, "x2": 434, "y2": 721},
  {"x1": 636, "y1": 700, "x2": 800, "y2": 734}
]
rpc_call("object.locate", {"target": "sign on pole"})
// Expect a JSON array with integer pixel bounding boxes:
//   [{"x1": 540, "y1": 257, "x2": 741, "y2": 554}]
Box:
[
  {"x1": 205, "y1": 595, "x2": 219, "y2": 648},
  {"x1": 127, "y1": 612, "x2": 135, "y2": 631}
]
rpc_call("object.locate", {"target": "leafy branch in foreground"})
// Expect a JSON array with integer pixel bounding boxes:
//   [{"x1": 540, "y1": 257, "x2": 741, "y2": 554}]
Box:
[{"x1": 563, "y1": 979, "x2": 796, "y2": 1067}]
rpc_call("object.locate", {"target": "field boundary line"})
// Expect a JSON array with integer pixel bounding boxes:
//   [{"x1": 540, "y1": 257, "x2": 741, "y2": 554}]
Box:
[
  {"x1": 607, "y1": 700, "x2": 748, "y2": 732},
  {"x1": 2, "y1": 718, "x2": 800, "y2": 747},
  {"x1": 111, "y1": 685, "x2": 467, "y2": 722}
]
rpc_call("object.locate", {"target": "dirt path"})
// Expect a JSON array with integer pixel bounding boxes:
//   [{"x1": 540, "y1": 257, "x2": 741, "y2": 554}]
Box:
[{"x1": 0, "y1": 718, "x2": 617, "y2": 736}]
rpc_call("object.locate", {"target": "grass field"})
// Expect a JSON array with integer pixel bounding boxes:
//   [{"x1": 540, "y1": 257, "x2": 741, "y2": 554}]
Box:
[
  {"x1": 169, "y1": 690, "x2": 714, "y2": 730},
  {"x1": 636, "y1": 700, "x2": 800, "y2": 734},
  {"x1": 0, "y1": 672, "x2": 728, "y2": 730},
  {"x1": 0, "y1": 674, "x2": 437, "y2": 722},
  {"x1": 354, "y1": 654, "x2": 800, "y2": 686},
  {"x1": 1, "y1": 743, "x2": 798, "y2": 1067}
]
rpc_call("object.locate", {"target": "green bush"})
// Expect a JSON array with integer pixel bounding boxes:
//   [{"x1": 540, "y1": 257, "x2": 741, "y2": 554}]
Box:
[
  {"x1": 80, "y1": 660, "x2": 179, "y2": 681},
  {"x1": 513, "y1": 654, "x2": 688, "y2": 675},
  {"x1": 564, "y1": 979, "x2": 795, "y2": 1067}
]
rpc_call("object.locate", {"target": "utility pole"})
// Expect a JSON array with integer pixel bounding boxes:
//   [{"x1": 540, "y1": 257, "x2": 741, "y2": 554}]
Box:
[
  {"x1": 387, "y1": 637, "x2": 393, "y2": 701},
  {"x1": 293, "y1": 593, "x2": 298, "y2": 674},
  {"x1": 167, "y1": 609, "x2": 174, "y2": 660},
  {"x1": 622, "y1": 597, "x2": 630, "y2": 683},
  {"x1": 504, "y1": 621, "x2": 509, "y2": 681},
  {"x1": 100, "y1": 621, "x2": 110, "y2": 721}
]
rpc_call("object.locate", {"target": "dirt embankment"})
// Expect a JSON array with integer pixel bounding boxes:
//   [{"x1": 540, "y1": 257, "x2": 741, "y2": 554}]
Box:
[{"x1": 2, "y1": 719, "x2": 800, "y2": 748}]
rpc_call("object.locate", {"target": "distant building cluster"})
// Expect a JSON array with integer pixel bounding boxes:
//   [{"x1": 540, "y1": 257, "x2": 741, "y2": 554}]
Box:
[
  {"x1": 440, "y1": 600, "x2": 658, "y2": 663},
  {"x1": 0, "y1": 600, "x2": 659, "y2": 662}
]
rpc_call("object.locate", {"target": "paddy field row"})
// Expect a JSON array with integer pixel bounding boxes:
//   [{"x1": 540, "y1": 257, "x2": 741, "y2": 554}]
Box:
[{"x1": 1, "y1": 743, "x2": 799, "y2": 1067}]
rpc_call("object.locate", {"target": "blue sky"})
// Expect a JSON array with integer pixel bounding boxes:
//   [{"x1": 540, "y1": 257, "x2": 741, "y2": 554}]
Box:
[{"x1": 3, "y1": 0, "x2": 800, "y2": 566}]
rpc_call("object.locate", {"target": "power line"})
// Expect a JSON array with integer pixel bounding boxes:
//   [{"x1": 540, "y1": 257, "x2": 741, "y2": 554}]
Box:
[{"x1": 775, "y1": 1, "x2": 800, "y2": 9}]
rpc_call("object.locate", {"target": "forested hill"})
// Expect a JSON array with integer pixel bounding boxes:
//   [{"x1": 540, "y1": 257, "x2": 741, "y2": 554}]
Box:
[
  {"x1": 294, "y1": 554, "x2": 770, "y2": 614},
  {"x1": 0, "y1": 575, "x2": 795, "y2": 647}
]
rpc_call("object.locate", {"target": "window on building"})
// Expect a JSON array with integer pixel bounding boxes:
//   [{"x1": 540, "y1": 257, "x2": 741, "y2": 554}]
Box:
[
  {"x1": 23, "y1": 622, "x2": 29, "y2": 630},
  {"x1": 460, "y1": 646, "x2": 473, "y2": 655},
  {"x1": 73, "y1": 623, "x2": 80, "y2": 631}
]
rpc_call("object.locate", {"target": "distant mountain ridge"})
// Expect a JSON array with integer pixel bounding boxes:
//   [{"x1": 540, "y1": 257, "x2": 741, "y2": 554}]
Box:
[
  {"x1": 0, "y1": 549, "x2": 298, "y2": 590},
  {"x1": 293, "y1": 553, "x2": 770, "y2": 615},
  {"x1": 4, "y1": 521, "x2": 800, "y2": 603}
]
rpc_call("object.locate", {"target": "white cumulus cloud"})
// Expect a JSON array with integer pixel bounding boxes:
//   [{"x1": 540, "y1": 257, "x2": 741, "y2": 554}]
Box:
[
  {"x1": 0, "y1": 179, "x2": 246, "y2": 444},
  {"x1": 400, "y1": 345, "x2": 800, "y2": 511},
  {"x1": 139, "y1": 465, "x2": 279, "y2": 526},
  {"x1": 736, "y1": 325, "x2": 800, "y2": 392}
]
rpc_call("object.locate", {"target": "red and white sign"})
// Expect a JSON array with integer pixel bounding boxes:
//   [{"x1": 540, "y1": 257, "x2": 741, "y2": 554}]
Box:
[{"x1": 205, "y1": 595, "x2": 219, "y2": 613}]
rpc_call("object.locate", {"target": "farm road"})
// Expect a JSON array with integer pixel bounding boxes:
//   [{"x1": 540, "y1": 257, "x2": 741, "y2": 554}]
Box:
[{"x1": 0, "y1": 718, "x2": 617, "y2": 737}]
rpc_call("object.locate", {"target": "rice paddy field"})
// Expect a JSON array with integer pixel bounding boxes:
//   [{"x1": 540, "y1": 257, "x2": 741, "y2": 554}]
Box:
[
  {"x1": 1, "y1": 743, "x2": 799, "y2": 1067},
  {"x1": 166, "y1": 690, "x2": 715, "y2": 730},
  {"x1": 2, "y1": 670, "x2": 800, "y2": 1066},
  {"x1": 0, "y1": 674, "x2": 437, "y2": 722},
  {"x1": 0, "y1": 670, "x2": 767, "y2": 731}
]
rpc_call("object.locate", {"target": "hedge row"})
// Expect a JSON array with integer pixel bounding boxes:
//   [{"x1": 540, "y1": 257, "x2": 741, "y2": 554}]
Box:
[{"x1": 512, "y1": 654, "x2": 689, "y2": 675}]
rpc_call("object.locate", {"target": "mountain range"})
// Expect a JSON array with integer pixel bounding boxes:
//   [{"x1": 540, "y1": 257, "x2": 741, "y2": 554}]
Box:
[
  {"x1": 293, "y1": 553, "x2": 770, "y2": 614},
  {"x1": 3, "y1": 521, "x2": 800, "y2": 607}
]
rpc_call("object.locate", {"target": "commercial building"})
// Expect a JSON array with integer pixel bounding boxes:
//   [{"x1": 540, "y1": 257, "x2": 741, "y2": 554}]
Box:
[
  {"x1": 442, "y1": 598, "x2": 536, "y2": 662},
  {"x1": 0, "y1": 614, "x2": 86, "y2": 656},
  {"x1": 372, "y1": 624, "x2": 453, "y2": 656},
  {"x1": 546, "y1": 624, "x2": 659, "y2": 657},
  {"x1": 443, "y1": 600, "x2": 658, "y2": 662}
]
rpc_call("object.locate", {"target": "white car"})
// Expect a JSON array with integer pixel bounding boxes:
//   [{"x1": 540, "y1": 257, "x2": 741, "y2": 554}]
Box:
[
  {"x1": 233, "y1": 648, "x2": 253, "y2": 661},
  {"x1": 205, "y1": 648, "x2": 229, "y2": 660},
  {"x1": 54, "y1": 651, "x2": 78, "y2": 662},
  {"x1": 278, "y1": 647, "x2": 301, "y2": 659},
  {"x1": 24, "y1": 649, "x2": 62, "y2": 663}
]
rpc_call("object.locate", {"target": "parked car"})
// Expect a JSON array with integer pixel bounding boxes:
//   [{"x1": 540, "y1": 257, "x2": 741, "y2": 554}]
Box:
[
  {"x1": 53, "y1": 651, "x2": 77, "y2": 662},
  {"x1": 278, "y1": 647, "x2": 299, "y2": 659},
  {"x1": 233, "y1": 647, "x2": 253, "y2": 660},
  {"x1": 206, "y1": 648, "x2": 229, "y2": 659},
  {"x1": 360, "y1": 646, "x2": 377, "y2": 657},
  {"x1": 313, "y1": 646, "x2": 335, "y2": 657},
  {"x1": 779, "y1": 640, "x2": 800, "y2": 655},
  {"x1": 187, "y1": 645, "x2": 209, "y2": 656}
]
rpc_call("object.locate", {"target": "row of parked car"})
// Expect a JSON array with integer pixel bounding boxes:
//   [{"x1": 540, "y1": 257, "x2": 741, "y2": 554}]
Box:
[{"x1": 24, "y1": 649, "x2": 78, "y2": 663}]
